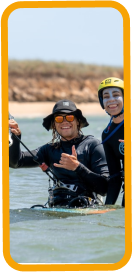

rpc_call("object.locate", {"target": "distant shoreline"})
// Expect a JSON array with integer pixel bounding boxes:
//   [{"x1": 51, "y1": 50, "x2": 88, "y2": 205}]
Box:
[{"x1": 9, "y1": 102, "x2": 106, "y2": 117}]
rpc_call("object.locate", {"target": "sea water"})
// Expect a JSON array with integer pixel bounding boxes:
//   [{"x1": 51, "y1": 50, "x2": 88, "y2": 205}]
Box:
[{"x1": 9, "y1": 116, "x2": 125, "y2": 263}]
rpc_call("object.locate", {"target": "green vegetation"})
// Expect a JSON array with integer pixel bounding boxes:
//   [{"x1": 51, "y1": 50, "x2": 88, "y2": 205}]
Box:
[{"x1": 8, "y1": 60, "x2": 123, "y2": 79}]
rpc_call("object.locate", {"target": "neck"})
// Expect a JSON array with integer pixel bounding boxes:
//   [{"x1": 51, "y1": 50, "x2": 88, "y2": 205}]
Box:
[
  {"x1": 61, "y1": 133, "x2": 79, "y2": 141},
  {"x1": 113, "y1": 113, "x2": 124, "y2": 124}
]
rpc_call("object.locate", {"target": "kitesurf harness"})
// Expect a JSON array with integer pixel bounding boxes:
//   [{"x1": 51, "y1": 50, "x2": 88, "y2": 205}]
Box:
[{"x1": 47, "y1": 180, "x2": 103, "y2": 208}]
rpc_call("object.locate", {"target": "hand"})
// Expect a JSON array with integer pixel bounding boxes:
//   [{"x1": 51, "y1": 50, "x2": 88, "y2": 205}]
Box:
[
  {"x1": 9, "y1": 119, "x2": 21, "y2": 136},
  {"x1": 39, "y1": 163, "x2": 48, "y2": 172},
  {"x1": 119, "y1": 139, "x2": 124, "y2": 142},
  {"x1": 53, "y1": 145, "x2": 79, "y2": 171},
  {"x1": 72, "y1": 145, "x2": 77, "y2": 159}
]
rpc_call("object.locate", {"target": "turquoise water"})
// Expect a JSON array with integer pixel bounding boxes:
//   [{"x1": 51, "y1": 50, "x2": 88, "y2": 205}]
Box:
[{"x1": 9, "y1": 116, "x2": 125, "y2": 264}]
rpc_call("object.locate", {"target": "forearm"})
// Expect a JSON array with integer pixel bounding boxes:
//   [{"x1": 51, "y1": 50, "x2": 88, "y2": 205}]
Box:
[
  {"x1": 74, "y1": 163, "x2": 108, "y2": 196},
  {"x1": 9, "y1": 134, "x2": 22, "y2": 168},
  {"x1": 9, "y1": 134, "x2": 38, "y2": 168}
]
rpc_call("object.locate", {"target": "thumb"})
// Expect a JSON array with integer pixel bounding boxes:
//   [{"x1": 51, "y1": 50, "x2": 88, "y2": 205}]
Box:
[{"x1": 72, "y1": 145, "x2": 77, "y2": 158}]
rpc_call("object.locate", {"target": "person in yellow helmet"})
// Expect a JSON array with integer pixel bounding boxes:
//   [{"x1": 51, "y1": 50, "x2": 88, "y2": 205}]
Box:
[{"x1": 98, "y1": 77, "x2": 124, "y2": 207}]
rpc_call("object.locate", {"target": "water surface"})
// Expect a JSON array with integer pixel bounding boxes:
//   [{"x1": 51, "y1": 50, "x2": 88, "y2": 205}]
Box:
[{"x1": 9, "y1": 116, "x2": 125, "y2": 263}]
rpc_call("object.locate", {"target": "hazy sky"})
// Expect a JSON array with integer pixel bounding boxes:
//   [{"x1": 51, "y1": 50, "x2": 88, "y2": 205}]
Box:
[{"x1": 8, "y1": 7, "x2": 123, "y2": 67}]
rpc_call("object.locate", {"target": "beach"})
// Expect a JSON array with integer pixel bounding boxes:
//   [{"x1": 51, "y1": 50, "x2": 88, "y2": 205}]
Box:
[{"x1": 9, "y1": 102, "x2": 106, "y2": 117}]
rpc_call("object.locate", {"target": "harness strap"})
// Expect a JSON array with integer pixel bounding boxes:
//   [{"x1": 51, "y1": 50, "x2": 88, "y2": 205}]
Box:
[{"x1": 102, "y1": 120, "x2": 124, "y2": 144}]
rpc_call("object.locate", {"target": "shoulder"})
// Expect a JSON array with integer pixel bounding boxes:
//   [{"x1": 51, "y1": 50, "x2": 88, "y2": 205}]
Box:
[
  {"x1": 84, "y1": 135, "x2": 100, "y2": 144},
  {"x1": 82, "y1": 135, "x2": 101, "y2": 149}
]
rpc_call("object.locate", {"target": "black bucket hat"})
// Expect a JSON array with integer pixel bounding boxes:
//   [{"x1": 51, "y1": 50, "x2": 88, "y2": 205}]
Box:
[{"x1": 42, "y1": 99, "x2": 89, "y2": 131}]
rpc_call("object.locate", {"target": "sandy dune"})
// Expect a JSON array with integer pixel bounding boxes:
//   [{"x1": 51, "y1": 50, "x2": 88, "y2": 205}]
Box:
[{"x1": 9, "y1": 102, "x2": 106, "y2": 117}]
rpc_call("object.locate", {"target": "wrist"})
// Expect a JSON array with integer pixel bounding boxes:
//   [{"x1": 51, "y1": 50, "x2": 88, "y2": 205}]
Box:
[{"x1": 72, "y1": 161, "x2": 80, "y2": 171}]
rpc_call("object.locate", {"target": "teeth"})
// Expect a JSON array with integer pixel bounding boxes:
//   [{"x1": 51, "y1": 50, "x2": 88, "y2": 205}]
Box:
[
  {"x1": 62, "y1": 127, "x2": 70, "y2": 129},
  {"x1": 108, "y1": 105, "x2": 117, "y2": 108}
]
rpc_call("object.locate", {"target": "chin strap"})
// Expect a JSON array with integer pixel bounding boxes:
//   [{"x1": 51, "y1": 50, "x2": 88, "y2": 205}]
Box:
[
  {"x1": 113, "y1": 107, "x2": 124, "y2": 118},
  {"x1": 105, "y1": 107, "x2": 124, "y2": 119}
]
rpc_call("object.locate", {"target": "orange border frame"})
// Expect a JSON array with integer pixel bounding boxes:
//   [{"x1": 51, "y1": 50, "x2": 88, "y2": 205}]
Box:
[{"x1": 1, "y1": 1, "x2": 131, "y2": 271}]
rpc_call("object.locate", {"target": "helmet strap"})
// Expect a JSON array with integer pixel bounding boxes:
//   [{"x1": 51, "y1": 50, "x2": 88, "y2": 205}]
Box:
[
  {"x1": 113, "y1": 107, "x2": 124, "y2": 118},
  {"x1": 105, "y1": 107, "x2": 124, "y2": 118}
]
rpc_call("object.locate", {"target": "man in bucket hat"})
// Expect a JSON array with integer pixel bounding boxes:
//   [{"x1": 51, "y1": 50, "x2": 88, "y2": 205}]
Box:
[{"x1": 9, "y1": 99, "x2": 109, "y2": 208}]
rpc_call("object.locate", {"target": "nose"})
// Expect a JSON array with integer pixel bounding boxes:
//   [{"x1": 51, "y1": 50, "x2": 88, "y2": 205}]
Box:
[
  {"x1": 62, "y1": 117, "x2": 69, "y2": 123},
  {"x1": 109, "y1": 98, "x2": 115, "y2": 103},
  {"x1": 107, "y1": 96, "x2": 116, "y2": 103}
]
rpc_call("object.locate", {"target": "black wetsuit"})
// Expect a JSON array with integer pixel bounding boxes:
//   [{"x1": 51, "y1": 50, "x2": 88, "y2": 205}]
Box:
[
  {"x1": 102, "y1": 122, "x2": 124, "y2": 206},
  {"x1": 9, "y1": 134, "x2": 109, "y2": 207}
]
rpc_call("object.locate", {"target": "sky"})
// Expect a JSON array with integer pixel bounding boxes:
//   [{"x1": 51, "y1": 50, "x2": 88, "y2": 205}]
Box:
[{"x1": 8, "y1": 7, "x2": 123, "y2": 67}]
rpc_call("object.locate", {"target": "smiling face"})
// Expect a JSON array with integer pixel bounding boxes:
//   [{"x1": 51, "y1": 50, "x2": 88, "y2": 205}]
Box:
[
  {"x1": 102, "y1": 87, "x2": 123, "y2": 116},
  {"x1": 53, "y1": 113, "x2": 79, "y2": 141}
]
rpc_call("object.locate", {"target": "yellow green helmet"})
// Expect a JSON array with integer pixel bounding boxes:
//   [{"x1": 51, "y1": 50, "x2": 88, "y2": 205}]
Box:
[{"x1": 98, "y1": 77, "x2": 124, "y2": 109}]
